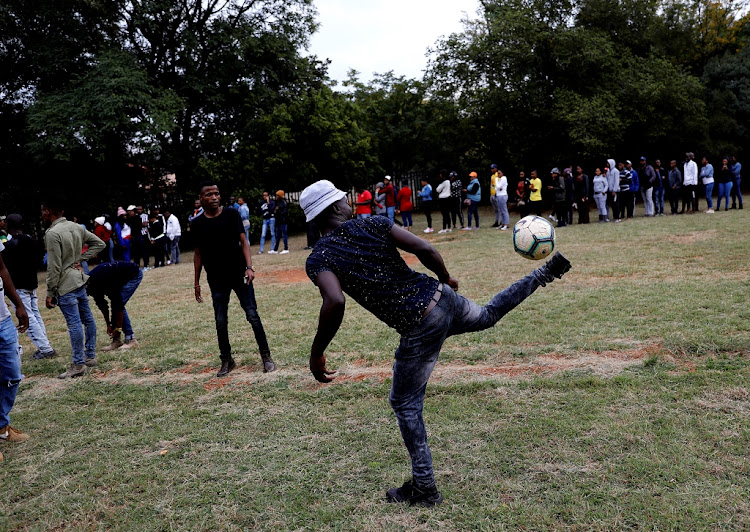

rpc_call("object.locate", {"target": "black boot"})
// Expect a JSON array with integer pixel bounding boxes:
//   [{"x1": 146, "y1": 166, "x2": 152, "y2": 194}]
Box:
[
  {"x1": 260, "y1": 352, "x2": 276, "y2": 373},
  {"x1": 217, "y1": 356, "x2": 236, "y2": 377},
  {"x1": 533, "y1": 252, "x2": 572, "y2": 286}
]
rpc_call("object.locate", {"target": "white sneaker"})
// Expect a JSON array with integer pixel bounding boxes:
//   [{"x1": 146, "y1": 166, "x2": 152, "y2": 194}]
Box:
[
  {"x1": 268, "y1": 250, "x2": 278, "y2": 254},
  {"x1": 166, "y1": 260, "x2": 172, "y2": 265},
  {"x1": 461, "y1": 227, "x2": 472, "y2": 231},
  {"x1": 500, "y1": 225, "x2": 508, "y2": 231},
  {"x1": 258, "y1": 251, "x2": 263, "y2": 254},
  {"x1": 280, "y1": 250, "x2": 289, "y2": 254},
  {"x1": 446, "y1": 228, "x2": 452, "y2": 233},
  {"x1": 548, "y1": 215, "x2": 557, "y2": 222},
  {"x1": 706, "y1": 209, "x2": 714, "y2": 213},
  {"x1": 437, "y1": 229, "x2": 446, "y2": 234},
  {"x1": 424, "y1": 228, "x2": 434, "y2": 233}
]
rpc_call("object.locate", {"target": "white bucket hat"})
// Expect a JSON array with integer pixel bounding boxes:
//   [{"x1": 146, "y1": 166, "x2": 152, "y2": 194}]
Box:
[{"x1": 300, "y1": 180, "x2": 347, "y2": 222}]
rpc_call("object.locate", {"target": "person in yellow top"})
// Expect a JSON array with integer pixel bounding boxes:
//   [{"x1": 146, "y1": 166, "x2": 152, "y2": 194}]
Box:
[
  {"x1": 489, "y1": 164, "x2": 501, "y2": 227},
  {"x1": 528, "y1": 170, "x2": 543, "y2": 215}
]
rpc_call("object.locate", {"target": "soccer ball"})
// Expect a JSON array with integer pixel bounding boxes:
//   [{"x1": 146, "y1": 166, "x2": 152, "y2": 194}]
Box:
[{"x1": 512, "y1": 215, "x2": 555, "y2": 260}]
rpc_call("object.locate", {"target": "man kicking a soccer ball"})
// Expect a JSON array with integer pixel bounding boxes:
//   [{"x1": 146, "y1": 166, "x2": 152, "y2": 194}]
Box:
[{"x1": 300, "y1": 180, "x2": 572, "y2": 507}]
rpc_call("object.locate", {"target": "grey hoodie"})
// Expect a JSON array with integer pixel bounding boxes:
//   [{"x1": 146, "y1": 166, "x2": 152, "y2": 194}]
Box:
[{"x1": 606, "y1": 159, "x2": 619, "y2": 195}]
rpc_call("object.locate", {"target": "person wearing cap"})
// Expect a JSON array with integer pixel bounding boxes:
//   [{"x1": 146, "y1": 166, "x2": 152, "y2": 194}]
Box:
[
  {"x1": 93, "y1": 216, "x2": 113, "y2": 263},
  {"x1": 42, "y1": 198, "x2": 105, "y2": 379},
  {"x1": 2, "y1": 214, "x2": 57, "y2": 359},
  {"x1": 448, "y1": 171, "x2": 464, "y2": 229},
  {"x1": 192, "y1": 182, "x2": 275, "y2": 376},
  {"x1": 547, "y1": 168, "x2": 567, "y2": 227},
  {"x1": 489, "y1": 164, "x2": 502, "y2": 227},
  {"x1": 381, "y1": 176, "x2": 397, "y2": 222},
  {"x1": 270, "y1": 190, "x2": 289, "y2": 254},
  {"x1": 0, "y1": 237, "x2": 30, "y2": 448},
  {"x1": 682, "y1": 152, "x2": 699, "y2": 214},
  {"x1": 463, "y1": 171, "x2": 481, "y2": 229},
  {"x1": 115, "y1": 207, "x2": 132, "y2": 262},
  {"x1": 299, "y1": 179, "x2": 572, "y2": 507}
]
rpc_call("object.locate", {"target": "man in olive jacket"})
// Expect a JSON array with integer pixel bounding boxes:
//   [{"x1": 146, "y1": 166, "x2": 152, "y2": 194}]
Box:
[{"x1": 42, "y1": 200, "x2": 105, "y2": 379}]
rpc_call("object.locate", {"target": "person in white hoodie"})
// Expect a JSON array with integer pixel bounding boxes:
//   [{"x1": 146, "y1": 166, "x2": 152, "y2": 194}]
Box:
[
  {"x1": 436, "y1": 169, "x2": 452, "y2": 233},
  {"x1": 606, "y1": 158, "x2": 620, "y2": 222},
  {"x1": 682, "y1": 152, "x2": 699, "y2": 214}
]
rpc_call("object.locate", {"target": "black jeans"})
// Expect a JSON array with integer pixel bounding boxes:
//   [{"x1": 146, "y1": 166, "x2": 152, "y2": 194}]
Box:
[{"x1": 210, "y1": 280, "x2": 270, "y2": 358}]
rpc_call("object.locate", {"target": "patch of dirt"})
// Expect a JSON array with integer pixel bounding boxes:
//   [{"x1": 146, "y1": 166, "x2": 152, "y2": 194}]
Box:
[
  {"x1": 20, "y1": 345, "x2": 661, "y2": 396},
  {"x1": 667, "y1": 229, "x2": 718, "y2": 244}
]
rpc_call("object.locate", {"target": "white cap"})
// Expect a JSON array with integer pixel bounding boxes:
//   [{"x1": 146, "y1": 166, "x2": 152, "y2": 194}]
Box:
[{"x1": 94, "y1": 216, "x2": 105, "y2": 226}]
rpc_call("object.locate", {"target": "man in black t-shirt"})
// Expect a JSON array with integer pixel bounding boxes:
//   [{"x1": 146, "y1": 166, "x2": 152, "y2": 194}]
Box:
[
  {"x1": 192, "y1": 182, "x2": 275, "y2": 377},
  {"x1": 300, "y1": 180, "x2": 571, "y2": 508}
]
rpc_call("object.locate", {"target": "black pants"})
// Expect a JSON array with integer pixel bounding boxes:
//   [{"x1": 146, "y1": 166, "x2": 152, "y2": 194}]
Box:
[
  {"x1": 554, "y1": 201, "x2": 568, "y2": 226},
  {"x1": 210, "y1": 280, "x2": 270, "y2": 358},
  {"x1": 438, "y1": 198, "x2": 452, "y2": 230},
  {"x1": 619, "y1": 190, "x2": 633, "y2": 219},
  {"x1": 669, "y1": 187, "x2": 680, "y2": 213},
  {"x1": 151, "y1": 237, "x2": 166, "y2": 267},
  {"x1": 423, "y1": 201, "x2": 433, "y2": 228},
  {"x1": 450, "y1": 197, "x2": 464, "y2": 228},
  {"x1": 682, "y1": 185, "x2": 698, "y2": 212}
]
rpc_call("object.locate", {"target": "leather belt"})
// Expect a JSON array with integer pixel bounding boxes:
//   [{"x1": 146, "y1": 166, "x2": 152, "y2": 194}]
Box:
[{"x1": 423, "y1": 284, "x2": 443, "y2": 318}]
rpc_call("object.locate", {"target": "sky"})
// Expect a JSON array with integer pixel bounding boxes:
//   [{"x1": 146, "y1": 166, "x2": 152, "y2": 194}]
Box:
[{"x1": 307, "y1": 0, "x2": 479, "y2": 85}]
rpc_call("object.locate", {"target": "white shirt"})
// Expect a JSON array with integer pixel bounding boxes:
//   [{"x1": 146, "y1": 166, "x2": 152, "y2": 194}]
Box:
[
  {"x1": 683, "y1": 160, "x2": 698, "y2": 186},
  {"x1": 495, "y1": 176, "x2": 508, "y2": 197},
  {"x1": 166, "y1": 214, "x2": 182, "y2": 239},
  {"x1": 436, "y1": 179, "x2": 451, "y2": 199}
]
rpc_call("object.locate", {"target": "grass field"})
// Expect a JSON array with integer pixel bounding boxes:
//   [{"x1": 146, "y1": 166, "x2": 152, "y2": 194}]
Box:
[{"x1": 3, "y1": 205, "x2": 749, "y2": 531}]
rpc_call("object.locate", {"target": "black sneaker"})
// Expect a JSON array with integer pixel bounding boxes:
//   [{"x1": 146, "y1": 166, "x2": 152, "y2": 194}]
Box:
[
  {"x1": 546, "y1": 252, "x2": 572, "y2": 279},
  {"x1": 217, "y1": 357, "x2": 236, "y2": 377},
  {"x1": 260, "y1": 352, "x2": 276, "y2": 373},
  {"x1": 386, "y1": 479, "x2": 443, "y2": 507},
  {"x1": 33, "y1": 349, "x2": 57, "y2": 360}
]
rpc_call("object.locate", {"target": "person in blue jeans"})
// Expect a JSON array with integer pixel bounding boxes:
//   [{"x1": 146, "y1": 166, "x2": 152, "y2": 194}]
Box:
[
  {"x1": 0, "y1": 240, "x2": 30, "y2": 451},
  {"x1": 42, "y1": 200, "x2": 105, "y2": 379},
  {"x1": 87, "y1": 261, "x2": 143, "y2": 352},
  {"x1": 258, "y1": 191, "x2": 276, "y2": 253},
  {"x1": 300, "y1": 180, "x2": 572, "y2": 507}
]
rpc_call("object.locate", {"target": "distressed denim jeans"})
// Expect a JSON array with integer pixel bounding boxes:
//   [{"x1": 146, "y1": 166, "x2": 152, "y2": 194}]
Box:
[
  {"x1": 58, "y1": 285, "x2": 97, "y2": 365},
  {"x1": 390, "y1": 272, "x2": 543, "y2": 489},
  {"x1": 0, "y1": 316, "x2": 22, "y2": 427},
  {"x1": 9, "y1": 289, "x2": 53, "y2": 354},
  {"x1": 120, "y1": 270, "x2": 143, "y2": 340},
  {"x1": 210, "y1": 280, "x2": 270, "y2": 359}
]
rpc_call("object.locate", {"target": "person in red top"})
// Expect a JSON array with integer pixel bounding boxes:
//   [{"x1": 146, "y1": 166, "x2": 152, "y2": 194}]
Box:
[
  {"x1": 380, "y1": 176, "x2": 397, "y2": 222},
  {"x1": 93, "y1": 217, "x2": 112, "y2": 263},
  {"x1": 397, "y1": 180, "x2": 414, "y2": 231},
  {"x1": 355, "y1": 186, "x2": 373, "y2": 219}
]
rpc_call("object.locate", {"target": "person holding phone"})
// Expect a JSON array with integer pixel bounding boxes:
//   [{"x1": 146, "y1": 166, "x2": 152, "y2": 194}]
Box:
[{"x1": 192, "y1": 182, "x2": 275, "y2": 377}]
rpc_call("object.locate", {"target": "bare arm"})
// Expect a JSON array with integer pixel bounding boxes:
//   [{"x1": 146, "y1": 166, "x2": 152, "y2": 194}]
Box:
[
  {"x1": 239, "y1": 232, "x2": 254, "y2": 285},
  {"x1": 309, "y1": 271, "x2": 345, "y2": 383},
  {"x1": 0, "y1": 255, "x2": 28, "y2": 332},
  {"x1": 193, "y1": 245, "x2": 204, "y2": 303},
  {"x1": 390, "y1": 225, "x2": 459, "y2": 290}
]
